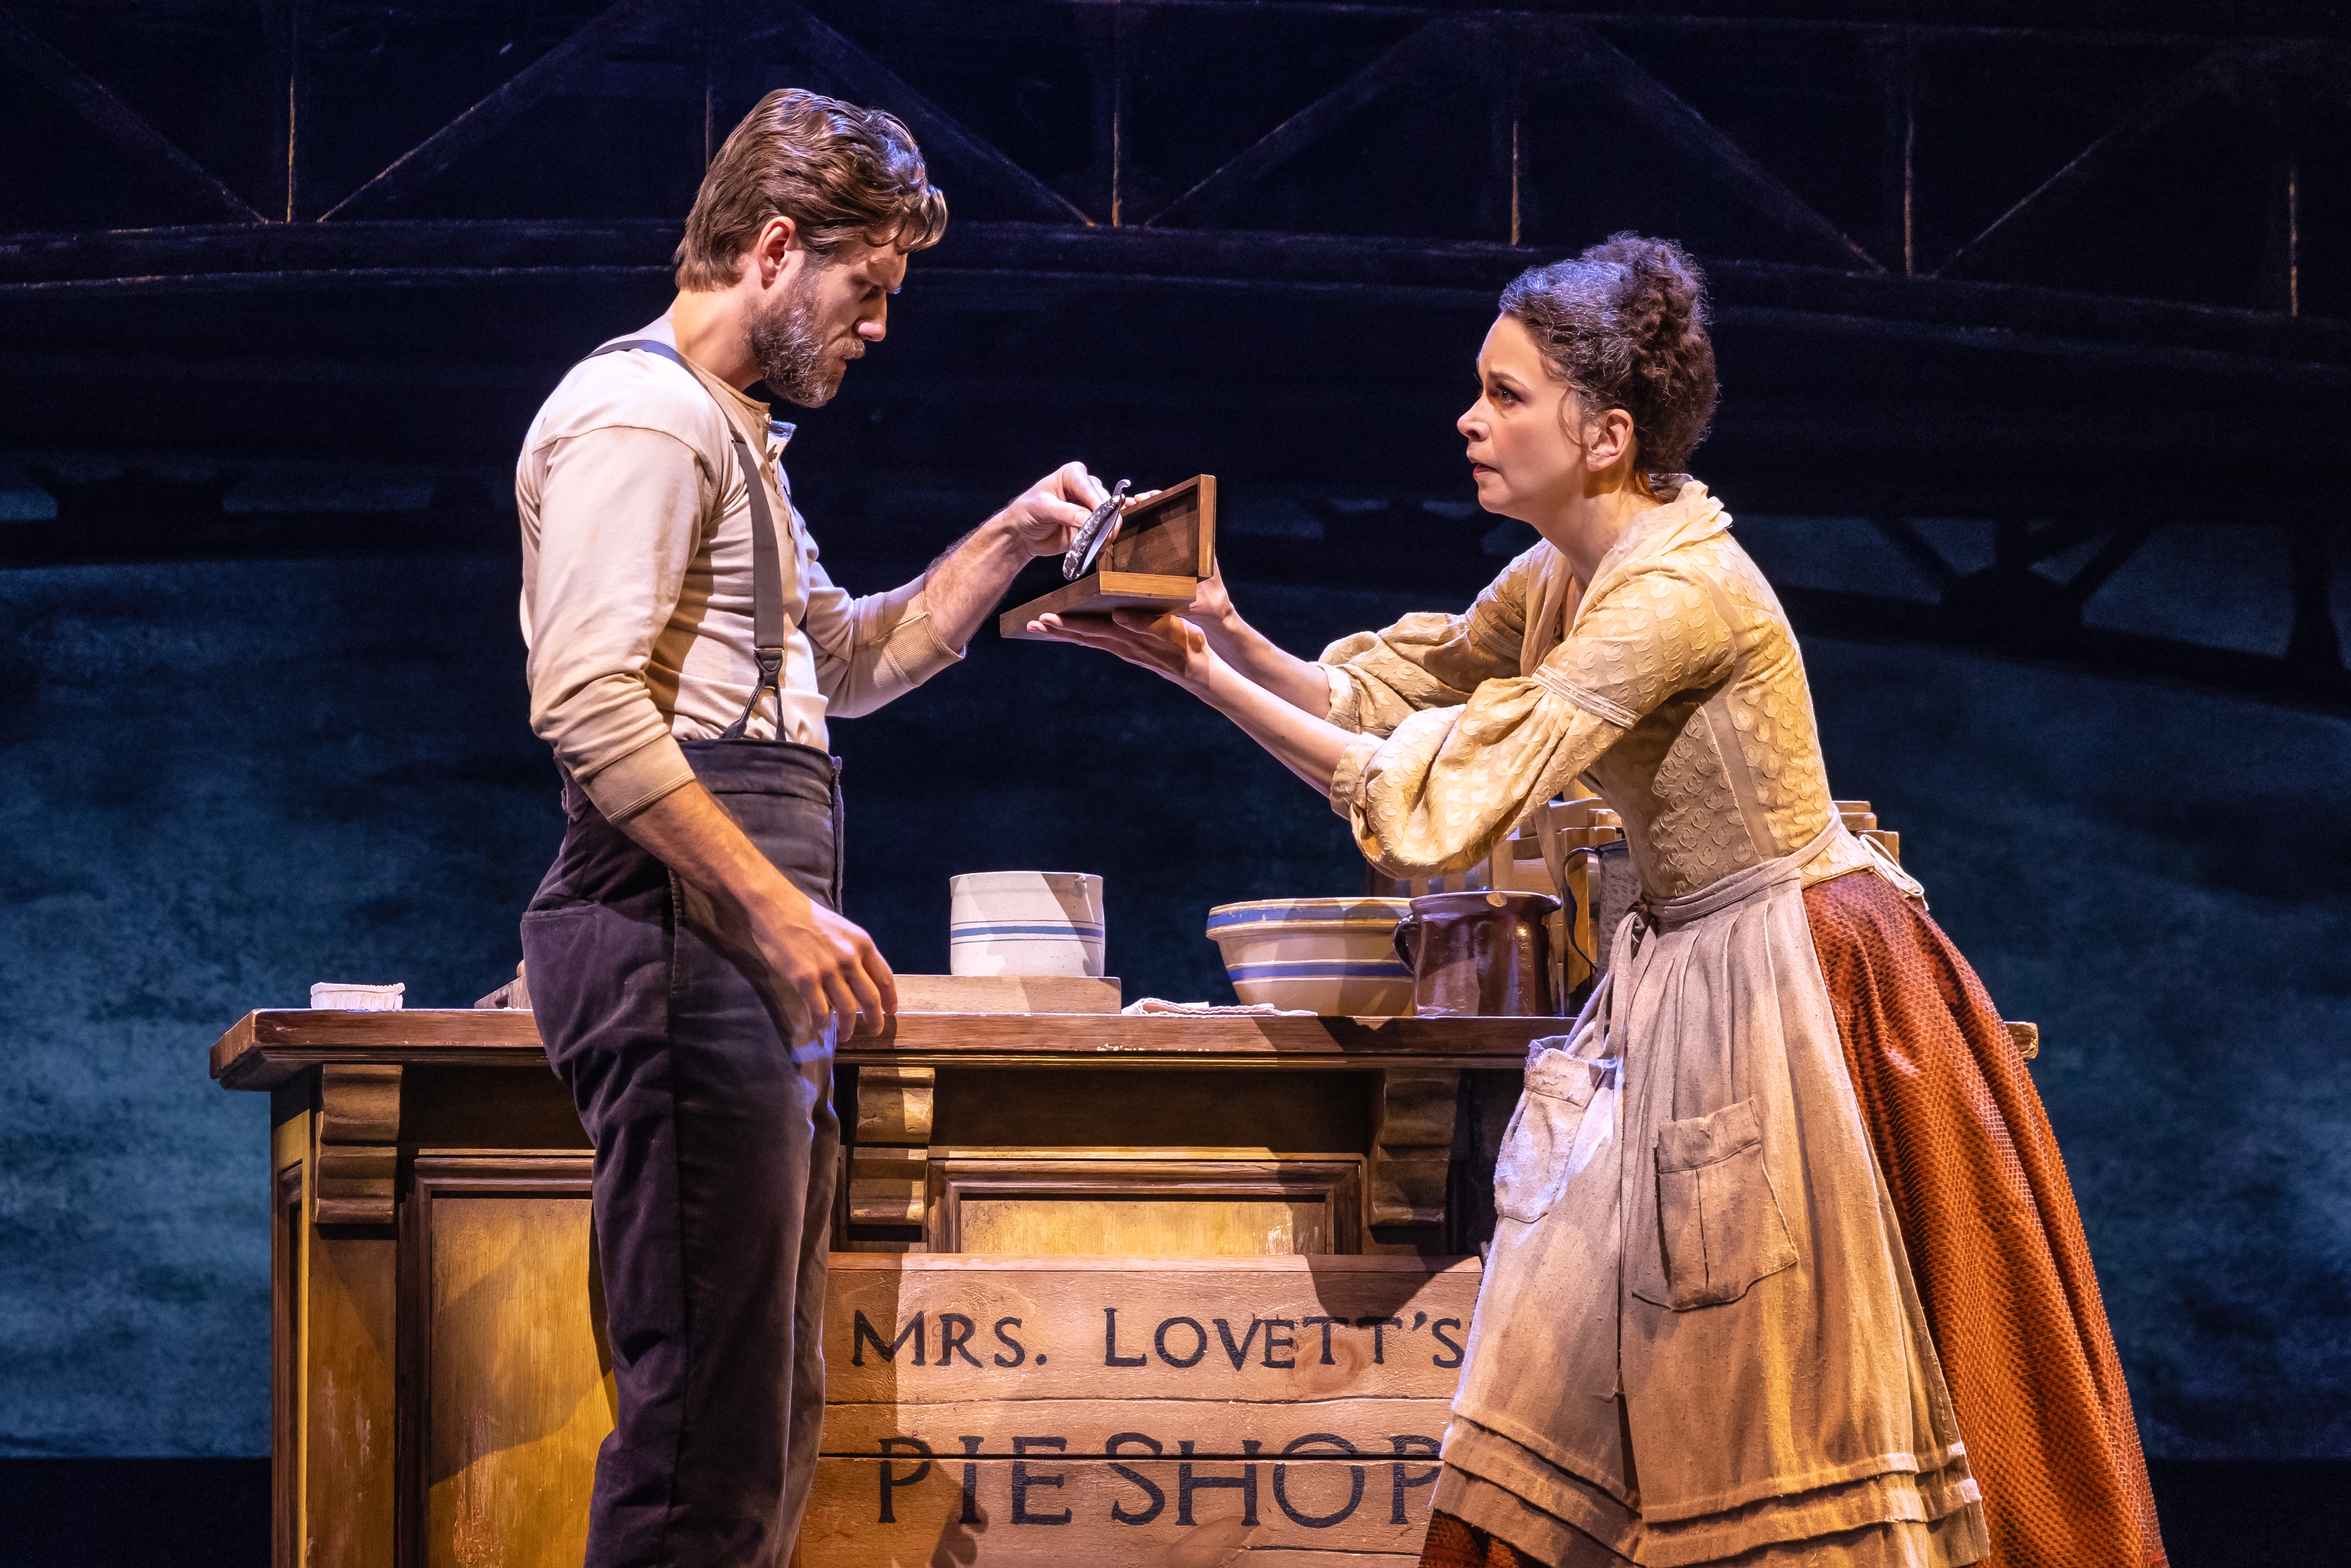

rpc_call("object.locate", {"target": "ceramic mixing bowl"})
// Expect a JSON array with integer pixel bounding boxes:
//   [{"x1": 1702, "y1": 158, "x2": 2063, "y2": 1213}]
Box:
[
  {"x1": 1205, "y1": 897, "x2": 1414, "y2": 1016},
  {"x1": 950, "y1": 872, "x2": 1106, "y2": 977}
]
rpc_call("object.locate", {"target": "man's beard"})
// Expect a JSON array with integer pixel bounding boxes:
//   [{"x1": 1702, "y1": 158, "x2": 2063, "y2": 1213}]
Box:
[{"x1": 747, "y1": 268, "x2": 854, "y2": 408}]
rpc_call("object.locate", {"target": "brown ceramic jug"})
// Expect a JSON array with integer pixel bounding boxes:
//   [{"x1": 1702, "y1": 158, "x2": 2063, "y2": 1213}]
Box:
[{"x1": 1392, "y1": 890, "x2": 1562, "y2": 1017}]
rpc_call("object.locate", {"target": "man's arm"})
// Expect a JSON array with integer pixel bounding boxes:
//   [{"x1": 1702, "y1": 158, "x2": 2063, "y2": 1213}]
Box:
[
  {"x1": 915, "y1": 467, "x2": 1333, "y2": 717},
  {"x1": 795, "y1": 462, "x2": 1104, "y2": 714},
  {"x1": 917, "y1": 461, "x2": 1106, "y2": 648},
  {"x1": 619, "y1": 780, "x2": 895, "y2": 1039}
]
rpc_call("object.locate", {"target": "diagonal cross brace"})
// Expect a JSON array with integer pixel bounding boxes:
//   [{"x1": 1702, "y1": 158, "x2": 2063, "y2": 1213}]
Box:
[
  {"x1": 1935, "y1": 43, "x2": 2294, "y2": 280},
  {"x1": 743, "y1": 3, "x2": 1089, "y2": 225},
  {"x1": 322, "y1": 0, "x2": 1083, "y2": 227},
  {"x1": 0, "y1": 6, "x2": 263, "y2": 224},
  {"x1": 1148, "y1": 18, "x2": 1457, "y2": 228},
  {"x1": 323, "y1": 0, "x2": 683, "y2": 221},
  {"x1": 1145, "y1": 15, "x2": 1875, "y2": 270},
  {"x1": 1512, "y1": 20, "x2": 1881, "y2": 271}
]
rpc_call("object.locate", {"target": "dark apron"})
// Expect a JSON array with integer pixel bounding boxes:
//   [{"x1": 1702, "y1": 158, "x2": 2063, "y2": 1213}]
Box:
[{"x1": 520, "y1": 336, "x2": 842, "y2": 1567}]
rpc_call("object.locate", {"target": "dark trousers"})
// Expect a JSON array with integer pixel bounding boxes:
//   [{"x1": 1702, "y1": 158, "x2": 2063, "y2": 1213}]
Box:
[{"x1": 521, "y1": 739, "x2": 841, "y2": 1568}]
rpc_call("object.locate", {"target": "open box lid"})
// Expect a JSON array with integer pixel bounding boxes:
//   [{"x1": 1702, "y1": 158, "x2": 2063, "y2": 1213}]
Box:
[{"x1": 999, "y1": 474, "x2": 1217, "y2": 640}]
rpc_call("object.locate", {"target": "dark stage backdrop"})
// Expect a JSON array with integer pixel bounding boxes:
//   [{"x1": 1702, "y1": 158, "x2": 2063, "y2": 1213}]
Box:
[{"x1": 1, "y1": 537, "x2": 2345, "y2": 1460}]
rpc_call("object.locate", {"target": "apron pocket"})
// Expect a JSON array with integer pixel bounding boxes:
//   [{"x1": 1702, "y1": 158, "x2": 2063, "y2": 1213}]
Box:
[
  {"x1": 1493, "y1": 1048, "x2": 1612, "y2": 1224},
  {"x1": 1647, "y1": 1097, "x2": 1798, "y2": 1309}
]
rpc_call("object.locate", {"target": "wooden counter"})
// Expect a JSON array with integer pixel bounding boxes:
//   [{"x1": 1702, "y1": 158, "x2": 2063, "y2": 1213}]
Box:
[{"x1": 217, "y1": 1007, "x2": 1551, "y2": 1566}]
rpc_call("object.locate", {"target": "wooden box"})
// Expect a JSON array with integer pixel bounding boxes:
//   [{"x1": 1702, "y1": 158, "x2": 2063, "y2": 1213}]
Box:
[{"x1": 999, "y1": 474, "x2": 1216, "y2": 640}]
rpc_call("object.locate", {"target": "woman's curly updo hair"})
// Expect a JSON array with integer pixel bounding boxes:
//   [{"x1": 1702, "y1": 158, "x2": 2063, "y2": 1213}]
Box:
[{"x1": 1498, "y1": 233, "x2": 1718, "y2": 481}]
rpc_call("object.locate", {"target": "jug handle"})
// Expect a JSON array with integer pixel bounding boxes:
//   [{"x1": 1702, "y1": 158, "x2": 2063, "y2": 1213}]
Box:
[{"x1": 1392, "y1": 911, "x2": 1421, "y2": 971}]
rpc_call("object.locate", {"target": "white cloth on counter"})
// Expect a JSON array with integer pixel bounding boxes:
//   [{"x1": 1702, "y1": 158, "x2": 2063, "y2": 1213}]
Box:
[{"x1": 1120, "y1": 998, "x2": 1316, "y2": 1017}]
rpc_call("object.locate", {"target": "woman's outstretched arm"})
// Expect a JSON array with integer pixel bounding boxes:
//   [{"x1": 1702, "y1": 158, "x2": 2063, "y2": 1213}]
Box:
[
  {"x1": 1033, "y1": 554, "x2": 1736, "y2": 879},
  {"x1": 1029, "y1": 608, "x2": 1351, "y2": 791},
  {"x1": 1179, "y1": 563, "x2": 1335, "y2": 717}
]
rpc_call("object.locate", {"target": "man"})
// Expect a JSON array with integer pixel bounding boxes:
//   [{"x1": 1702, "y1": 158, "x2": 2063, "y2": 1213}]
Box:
[{"x1": 515, "y1": 90, "x2": 1106, "y2": 1565}]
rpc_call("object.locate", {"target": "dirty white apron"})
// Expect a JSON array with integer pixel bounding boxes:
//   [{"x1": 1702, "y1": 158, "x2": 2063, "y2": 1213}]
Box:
[{"x1": 1436, "y1": 822, "x2": 1986, "y2": 1566}]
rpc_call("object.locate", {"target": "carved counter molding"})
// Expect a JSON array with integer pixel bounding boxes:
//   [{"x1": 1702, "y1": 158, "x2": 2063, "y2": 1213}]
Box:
[
  {"x1": 851, "y1": 1065, "x2": 935, "y2": 1230},
  {"x1": 314, "y1": 1063, "x2": 401, "y2": 1228},
  {"x1": 1372, "y1": 1067, "x2": 1462, "y2": 1230}
]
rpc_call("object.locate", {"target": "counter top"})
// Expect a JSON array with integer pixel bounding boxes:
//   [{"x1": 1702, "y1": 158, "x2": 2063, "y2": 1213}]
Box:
[{"x1": 210, "y1": 1007, "x2": 1564, "y2": 1090}]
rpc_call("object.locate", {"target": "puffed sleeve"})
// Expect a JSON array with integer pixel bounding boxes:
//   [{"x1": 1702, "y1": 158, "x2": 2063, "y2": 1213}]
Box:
[
  {"x1": 1331, "y1": 559, "x2": 1737, "y2": 878},
  {"x1": 1315, "y1": 544, "x2": 1551, "y2": 735}
]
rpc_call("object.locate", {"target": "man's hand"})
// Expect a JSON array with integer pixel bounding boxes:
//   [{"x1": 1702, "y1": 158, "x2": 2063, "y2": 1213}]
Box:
[
  {"x1": 619, "y1": 780, "x2": 896, "y2": 1045},
  {"x1": 745, "y1": 881, "x2": 896, "y2": 1041},
  {"x1": 998, "y1": 461, "x2": 1111, "y2": 557}
]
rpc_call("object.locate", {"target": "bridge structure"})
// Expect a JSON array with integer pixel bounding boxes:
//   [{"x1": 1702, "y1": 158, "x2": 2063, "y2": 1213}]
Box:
[{"x1": 2, "y1": 0, "x2": 2344, "y2": 707}]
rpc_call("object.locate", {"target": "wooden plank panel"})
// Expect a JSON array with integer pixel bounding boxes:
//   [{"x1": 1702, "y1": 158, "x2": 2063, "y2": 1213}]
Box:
[
  {"x1": 367, "y1": 1238, "x2": 1469, "y2": 1563},
  {"x1": 818, "y1": 1397, "x2": 1447, "y2": 1456},
  {"x1": 931, "y1": 1157, "x2": 1364, "y2": 1256},
  {"x1": 793, "y1": 1452, "x2": 1437, "y2": 1565},
  {"x1": 957, "y1": 1195, "x2": 1332, "y2": 1257},
  {"x1": 306, "y1": 1233, "x2": 396, "y2": 1568},
  {"x1": 898, "y1": 975, "x2": 1123, "y2": 1014},
  {"x1": 421, "y1": 1194, "x2": 609, "y2": 1568},
  {"x1": 401, "y1": 1066, "x2": 588, "y2": 1151},
  {"x1": 1103, "y1": 474, "x2": 1214, "y2": 578},
  {"x1": 932, "y1": 1066, "x2": 1372, "y2": 1152},
  {"x1": 824, "y1": 1257, "x2": 1476, "y2": 1406}
]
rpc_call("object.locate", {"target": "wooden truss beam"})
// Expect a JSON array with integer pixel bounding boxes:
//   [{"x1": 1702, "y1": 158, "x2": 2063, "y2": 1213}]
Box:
[
  {"x1": 323, "y1": 0, "x2": 681, "y2": 221},
  {"x1": 1148, "y1": 15, "x2": 1877, "y2": 269},
  {"x1": 741, "y1": 4, "x2": 1091, "y2": 225},
  {"x1": 1933, "y1": 42, "x2": 2298, "y2": 279},
  {"x1": 8, "y1": 221, "x2": 2336, "y2": 385},
  {"x1": 322, "y1": 0, "x2": 1086, "y2": 226},
  {"x1": 1149, "y1": 19, "x2": 1453, "y2": 227},
  {"x1": 1511, "y1": 19, "x2": 1881, "y2": 271},
  {"x1": 0, "y1": 5, "x2": 264, "y2": 225}
]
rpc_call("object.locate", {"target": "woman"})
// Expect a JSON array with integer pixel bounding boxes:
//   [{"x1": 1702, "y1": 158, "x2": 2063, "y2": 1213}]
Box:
[{"x1": 1033, "y1": 235, "x2": 2163, "y2": 1568}]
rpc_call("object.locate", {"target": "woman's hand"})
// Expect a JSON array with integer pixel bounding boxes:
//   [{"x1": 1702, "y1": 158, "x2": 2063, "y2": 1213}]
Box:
[
  {"x1": 1182, "y1": 557, "x2": 1239, "y2": 641},
  {"x1": 1027, "y1": 607, "x2": 1218, "y2": 692}
]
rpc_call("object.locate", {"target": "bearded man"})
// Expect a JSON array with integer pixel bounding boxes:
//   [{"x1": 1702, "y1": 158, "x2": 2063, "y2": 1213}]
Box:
[{"x1": 514, "y1": 90, "x2": 1107, "y2": 1565}]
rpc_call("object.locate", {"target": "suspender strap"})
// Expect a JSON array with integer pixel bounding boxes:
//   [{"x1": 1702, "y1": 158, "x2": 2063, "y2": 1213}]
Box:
[{"x1": 586, "y1": 338, "x2": 786, "y2": 739}]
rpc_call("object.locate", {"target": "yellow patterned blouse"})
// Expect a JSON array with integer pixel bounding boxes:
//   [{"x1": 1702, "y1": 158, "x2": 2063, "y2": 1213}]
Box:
[{"x1": 1319, "y1": 481, "x2": 1881, "y2": 899}]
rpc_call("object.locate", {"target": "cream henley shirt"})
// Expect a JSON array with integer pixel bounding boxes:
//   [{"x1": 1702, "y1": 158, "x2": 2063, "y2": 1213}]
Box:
[{"x1": 517, "y1": 315, "x2": 962, "y2": 821}]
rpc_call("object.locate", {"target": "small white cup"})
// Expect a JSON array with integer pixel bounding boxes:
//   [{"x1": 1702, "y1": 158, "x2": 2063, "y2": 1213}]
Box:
[{"x1": 949, "y1": 873, "x2": 1105, "y2": 977}]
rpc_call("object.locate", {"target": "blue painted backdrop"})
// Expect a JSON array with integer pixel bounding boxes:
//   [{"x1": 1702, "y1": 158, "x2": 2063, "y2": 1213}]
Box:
[{"x1": 1, "y1": 529, "x2": 2344, "y2": 1458}]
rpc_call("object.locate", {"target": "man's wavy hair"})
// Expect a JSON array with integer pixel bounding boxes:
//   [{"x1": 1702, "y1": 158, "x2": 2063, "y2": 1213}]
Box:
[{"x1": 675, "y1": 89, "x2": 948, "y2": 290}]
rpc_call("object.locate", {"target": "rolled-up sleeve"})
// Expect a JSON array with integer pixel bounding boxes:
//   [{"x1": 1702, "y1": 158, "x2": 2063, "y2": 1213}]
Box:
[
  {"x1": 799, "y1": 542, "x2": 964, "y2": 719},
  {"x1": 1316, "y1": 545, "x2": 1544, "y2": 735},
  {"x1": 525, "y1": 425, "x2": 707, "y2": 820},
  {"x1": 1332, "y1": 562, "x2": 1736, "y2": 878}
]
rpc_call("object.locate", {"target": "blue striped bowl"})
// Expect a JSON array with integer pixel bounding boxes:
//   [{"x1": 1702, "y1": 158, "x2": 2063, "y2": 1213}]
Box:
[{"x1": 1205, "y1": 897, "x2": 1414, "y2": 1017}]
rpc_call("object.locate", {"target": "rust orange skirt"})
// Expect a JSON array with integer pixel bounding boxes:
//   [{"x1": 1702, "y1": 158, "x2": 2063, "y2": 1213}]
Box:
[{"x1": 1419, "y1": 872, "x2": 2164, "y2": 1568}]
